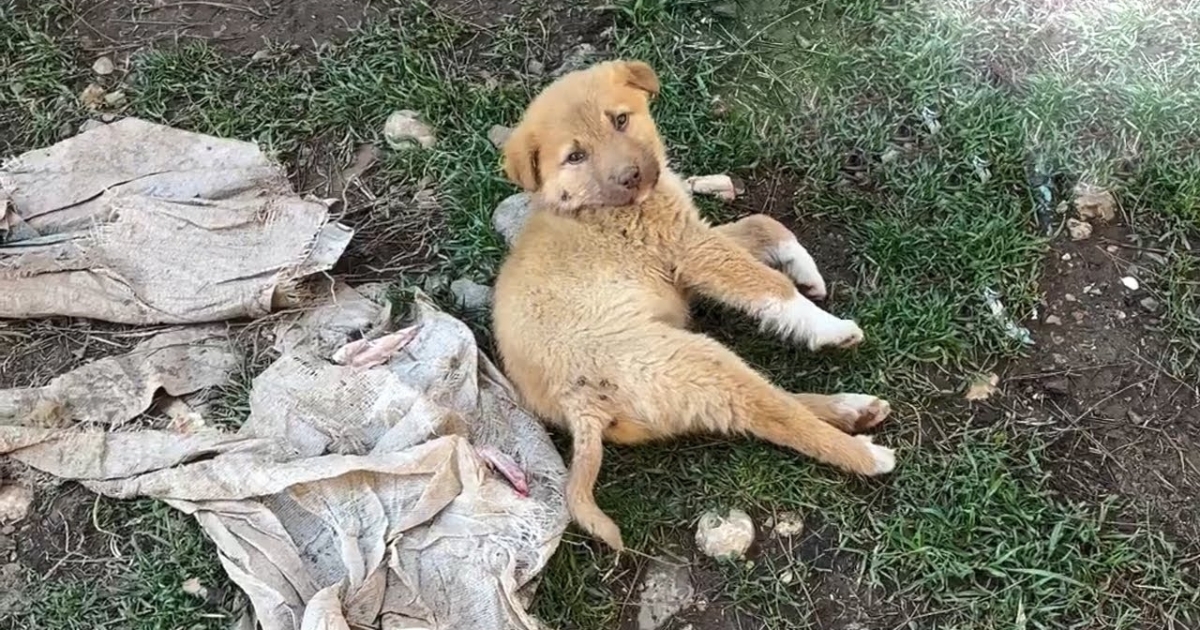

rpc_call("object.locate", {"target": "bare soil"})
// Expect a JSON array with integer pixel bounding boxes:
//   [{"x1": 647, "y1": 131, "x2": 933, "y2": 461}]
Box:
[
  {"x1": 1006, "y1": 223, "x2": 1200, "y2": 543},
  {"x1": 64, "y1": 0, "x2": 379, "y2": 55}
]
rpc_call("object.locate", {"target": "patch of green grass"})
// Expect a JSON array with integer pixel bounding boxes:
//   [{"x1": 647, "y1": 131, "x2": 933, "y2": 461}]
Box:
[
  {"x1": 126, "y1": 11, "x2": 533, "y2": 277},
  {"x1": 3, "y1": 0, "x2": 1200, "y2": 629},
  {"x1": 0, "y1": 0, "x2": 84, "y2": 149},
  {"x1": 8, "y1": 496, "x2": 235, "y2": 630}
]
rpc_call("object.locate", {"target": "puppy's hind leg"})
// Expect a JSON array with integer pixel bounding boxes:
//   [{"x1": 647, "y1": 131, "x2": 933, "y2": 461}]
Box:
[
  {"x1": 793, "y1": 393, "x2": 892, "y2": 434},
  {"x1": 562, "y1": 404, "x2": 625, "y2": 551},
  {"x1": 739, "y1": 385, "x2": 896, "y2": 476},
  {"x1": 625, "y1": 328, "x2": 895, "y2": 476}
]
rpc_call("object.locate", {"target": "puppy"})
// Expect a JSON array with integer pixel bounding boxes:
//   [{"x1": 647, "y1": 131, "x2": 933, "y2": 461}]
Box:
[{"x1": 493, "y1": 60, "x2": 895, "y2": 551}]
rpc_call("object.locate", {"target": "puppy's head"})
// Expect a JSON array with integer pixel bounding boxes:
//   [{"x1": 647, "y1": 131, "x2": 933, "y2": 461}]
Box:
[{"x1": 502, "y1": 60, "x2": 664, "y2": 211}]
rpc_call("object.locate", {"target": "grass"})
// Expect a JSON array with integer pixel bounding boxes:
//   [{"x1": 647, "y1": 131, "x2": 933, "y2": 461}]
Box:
[
  {"x1": 2, "y1": 0, "x2": 1200, "y2": 628},
  {"x1": 3, "y1": 494, "x2": 235, "y2": 630}
]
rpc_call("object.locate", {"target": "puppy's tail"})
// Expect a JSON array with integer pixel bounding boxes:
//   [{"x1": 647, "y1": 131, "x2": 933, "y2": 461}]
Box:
[{"x1": 565, "y1": 407, "x2": 625, "y2": 551}]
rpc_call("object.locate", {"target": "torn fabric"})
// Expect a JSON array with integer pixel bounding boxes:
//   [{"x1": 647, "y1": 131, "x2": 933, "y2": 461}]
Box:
[
  {"x1": 0, "y1": 118, "x2": 352, "y2": 324},
  {"x1": 0, "y1": 288, "x2": 568, "y2": 630}
]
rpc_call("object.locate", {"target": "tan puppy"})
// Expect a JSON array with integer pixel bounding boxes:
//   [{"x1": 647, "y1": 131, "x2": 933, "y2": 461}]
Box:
[{"x1": 493, "y1": 60, "x2": 895, "y2": 551}]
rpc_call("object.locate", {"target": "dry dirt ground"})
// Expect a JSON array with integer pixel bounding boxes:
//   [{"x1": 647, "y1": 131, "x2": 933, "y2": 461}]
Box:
[{"x1": 2, "y1": 0, "x2": 1199, "y2": 629}]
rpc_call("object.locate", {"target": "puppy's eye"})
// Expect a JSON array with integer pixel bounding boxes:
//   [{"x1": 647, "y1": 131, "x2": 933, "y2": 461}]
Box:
[
  {"x1": 566, "y1": 150, "x2": 587, "y2": 164},
  {"x1": 614, "y1": 113, "x2": 629, "y2": 131}
]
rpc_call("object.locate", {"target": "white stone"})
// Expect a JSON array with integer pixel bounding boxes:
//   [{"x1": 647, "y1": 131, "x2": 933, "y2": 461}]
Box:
[
  {"x1": 636, "y1": 556, "x2": 693, "y2": 630},
  {"x1": 695, "y1": 508, "x2": 755, "y2": 560},
  {"x1": 383, "y1": 110, "x2": 436, "y2": 150},
  {"x1": 487, "y1": 124, "x2": 512, "y2": 149},
  {"x1": 493, "y1": 192, "x2": 533, "y2": 245},
  {"x1": 92, "y1": 56, "x2": 115, "y2": 75},
  {"x1": 770, "y1": 512, "x2": 805, "y2": 537},
  {"x1": 0, "y1": 486, "x2": 32, "y2": 524},
  {"x1": 450, "y1": 278, "x2": 492, "y2": 310}
]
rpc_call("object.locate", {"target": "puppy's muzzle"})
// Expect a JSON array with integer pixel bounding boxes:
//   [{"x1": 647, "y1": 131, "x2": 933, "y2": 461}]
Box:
[{"x1": 614, "y1": 165, "x2": 642, "y2": 190}]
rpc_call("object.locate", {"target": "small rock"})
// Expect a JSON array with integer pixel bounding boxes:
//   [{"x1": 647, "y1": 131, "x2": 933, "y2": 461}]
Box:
[
  {"x1": 1072, "y1": 311, "x2": 1085, "y2": 323},
  {"x1": 1067, "y1": 218, "x2": 1092, "y2": 241},
  {"x1": 1120, "y1": 276, "x2": 1140, "y2": 291},
  {"x1": 100, "y1": 113, "x2": 117, "y2": 122},
  {"x1": 1139, "y1": 297, "x2": 1160, "y2": 313},
  {"x1": 251, "y1": 49, "x2": 272, "y2": 62},
  {"x1": 779, "y1": 570, "x2": 795, "y2": 585},
  {"x1": 449, "y1": 278, "x2": 492, "y2": 310},
  {"x1": 1106, "y1": 245, "x2": 1120, "y2": 253},
  {"x1": 103, "y1": 90, "x2": 126, "y2": 107},
  {"x1": 1043, "y1": 377, "x2": 1070, "y2": 396},
  {"x1": 383, "y1": 110, "x2": 436, "y2": 150},
  {"x1": 78, "y1": 119, "x2": 106, "y2": 134},
  {"x1": 770, "y1": 512, "x2": 804, "y2": 537},
  {"x1": 1045, "y1": 315, "x2": 1062, "y2": 326},
  {"x1": 695, "y1": 509, "x2": 755, "y2": 560},
  {"x1": 80, "y1": 83, "x2": 106, "y2": 109},
  {"x1": 1061, "y1": 253, "x2": 1072, "y2": 261},
  {"x1": 527, "y1": 59, "x2": 545, "y2": 75},
  {"x1": 1116, "y1": 310, "x2": 1127, "y2": 320},
  {"x1": 92, "y1": 55, "x2": 115, "y2": 75},
  {"x1": 636, "y1": 556, "x2": 693, "y2": 630},
  {"x1": 1064, "y1": 293, "x2": 1077, "y2": 302},
  {"x1": 1074, "y1": 183, "x2": 1116, "y2": 223},
  {"x1": 1052, "y1": 353, "x2": 1068, "y2": 365},
  {"x1": 493, "y1": 192, "x2": 533, "y2": 245},
  {"x1": 880, "y1": 148, "x2": 900, "y2": 163},
  {"x1": 488, "y1": 124, "x2": 513, "y2": 149},
  {"x1": 0, "y1": 486, "x2": 32, "y2": 524},
  {"x1": 181, "y1": 577, "x2": 208, "y2": 599}
]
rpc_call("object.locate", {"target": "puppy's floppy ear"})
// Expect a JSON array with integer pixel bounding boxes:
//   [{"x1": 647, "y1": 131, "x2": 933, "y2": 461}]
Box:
[
  {"x1": 619, "y1": 60, "x2": 660, "y2": 97},
  {"x1": 501, "y1": 125, "x2": 541, "y2": 191}
]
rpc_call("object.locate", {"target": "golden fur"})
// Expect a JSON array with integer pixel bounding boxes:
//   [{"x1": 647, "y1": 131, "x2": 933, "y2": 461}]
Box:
[{"x1": 493, "y1": 60, "x2": 896, "y2": 551}]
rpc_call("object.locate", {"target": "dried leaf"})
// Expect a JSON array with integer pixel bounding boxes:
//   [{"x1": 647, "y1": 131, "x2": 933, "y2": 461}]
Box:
[
  {"x1": 965, "y1": 373, "x2": 1000, "y2": 401},
  {"x1": 1073, "y1": 183, "x2": 1116, "y2": 223}
]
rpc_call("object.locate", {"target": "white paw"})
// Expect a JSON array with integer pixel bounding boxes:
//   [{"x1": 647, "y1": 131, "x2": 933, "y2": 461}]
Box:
[
  {"x1": 772, "y1": 241, "x2": 827, "y2": 299},
  {"x1": 856, "y1": 435, "x2": 896, "y2": 475},
  {"x1": 808, "y1": 318, "x2": 864, "y2": 351},
  {"x1": 831, "y1": 394, "x2": 891, "y2": 429}
]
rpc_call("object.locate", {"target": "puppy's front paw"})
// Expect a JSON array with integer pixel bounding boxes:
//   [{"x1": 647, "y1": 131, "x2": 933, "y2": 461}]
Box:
[
  {"x1": 808, "y1": 318, "x2": 864, "y2": 351},
  {"x1": 775, "y1": 242, "x2": 827, "y2": 300},
  {"x1": 854, "y1": 435, "x2": 896, "y2": 475}
]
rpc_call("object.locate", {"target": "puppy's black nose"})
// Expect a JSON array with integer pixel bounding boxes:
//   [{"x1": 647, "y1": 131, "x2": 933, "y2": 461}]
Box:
[{"x1": 616, "y1": 165, "x2": 641, "y2": 189}]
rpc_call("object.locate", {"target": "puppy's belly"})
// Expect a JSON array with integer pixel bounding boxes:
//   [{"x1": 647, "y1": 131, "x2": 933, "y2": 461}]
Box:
[{"x1": 495, "y1": 276, "x2": 687, "y2": 427}]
